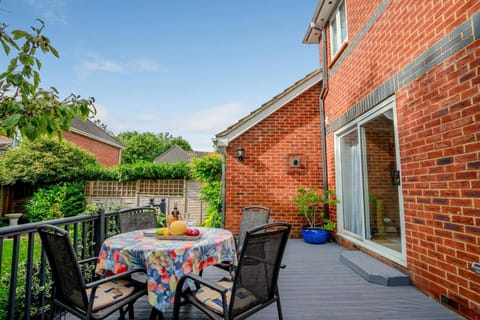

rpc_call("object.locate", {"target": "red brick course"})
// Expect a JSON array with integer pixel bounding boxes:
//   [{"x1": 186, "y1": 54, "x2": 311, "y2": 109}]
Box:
[
  {"x1": 224, "y1": 84, "x2": 324, "y2": 238},
  {"x1": 63, "y1": 131, "x2": 121, "y2": 167}
]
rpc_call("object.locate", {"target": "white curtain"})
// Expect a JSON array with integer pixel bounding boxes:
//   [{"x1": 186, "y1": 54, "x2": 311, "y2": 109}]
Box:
[{"x1": 341, "y1": 132, "x2": 363, "y2": 236}]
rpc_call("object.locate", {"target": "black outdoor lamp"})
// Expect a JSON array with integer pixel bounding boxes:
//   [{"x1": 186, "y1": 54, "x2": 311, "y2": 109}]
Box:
[{"x1": 236, "y1": 146, "x2": 244, "y2": 161}]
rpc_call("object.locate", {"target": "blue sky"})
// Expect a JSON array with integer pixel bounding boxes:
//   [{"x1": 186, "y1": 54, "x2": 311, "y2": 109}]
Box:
[{"x1": 1, "y1": 0, "x2": 319, "y2": 151}]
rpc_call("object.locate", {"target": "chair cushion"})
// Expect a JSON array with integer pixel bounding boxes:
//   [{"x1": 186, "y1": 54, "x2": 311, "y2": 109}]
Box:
[
  {"x1": 194, "y1": 280, "x2": 256, "y2": 314},
  {"x1": 86, "y1": 279, "x2": 136, "y2": 311}
]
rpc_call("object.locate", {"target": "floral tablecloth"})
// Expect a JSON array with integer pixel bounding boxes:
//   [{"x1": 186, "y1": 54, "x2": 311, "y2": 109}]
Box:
[{"x1": 95, "y1": 227, "x2": 237, "y2": 311}]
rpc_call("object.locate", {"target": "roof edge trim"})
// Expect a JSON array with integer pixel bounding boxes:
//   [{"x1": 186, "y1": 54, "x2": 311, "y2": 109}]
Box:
[
  {"x1": 214, "y1": 70, "x2": 322, "y2": 147},
  {"x1": 69, "y1": 127, "x2": 125, "y2": 149},
  {"x1": 303, "y1": 0, "x2": 340, "y2": 44}
]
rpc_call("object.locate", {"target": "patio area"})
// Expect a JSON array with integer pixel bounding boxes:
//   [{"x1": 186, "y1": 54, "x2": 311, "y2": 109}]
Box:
[{"x1": 88, "y1": 239, "x2": 463, "y2": 320}]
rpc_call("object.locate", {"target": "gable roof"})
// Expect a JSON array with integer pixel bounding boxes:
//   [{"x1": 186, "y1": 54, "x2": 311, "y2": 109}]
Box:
[
  {"x1": 70, "y1": 117, "x2": 124, "y2": 149},
  {"x1": 154, "y1": 144, "x2": 208, "y2": 164},
  {"x1": 214, "y1": 69, "x2": 322, "y2": 147}
]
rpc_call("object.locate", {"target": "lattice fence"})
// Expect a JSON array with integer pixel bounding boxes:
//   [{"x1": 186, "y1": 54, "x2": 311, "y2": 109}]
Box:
[{"x1": 84, "y1": 179, "x2": 206, "y2": 225}]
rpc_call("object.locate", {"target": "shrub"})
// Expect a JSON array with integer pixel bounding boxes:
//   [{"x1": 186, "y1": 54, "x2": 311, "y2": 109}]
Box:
[
  {"x1": 190, "y1": 154, "x2": 222, "y2": 227},
  {"x1": 0, "y1": 261, "x2": 53, "y2": 320},
  {"x1": 24, "y1": 182, "x2": 86, "y2": 222},
  {"x1": 0, "y1": 138, "x2": 99, "y2": 185}
]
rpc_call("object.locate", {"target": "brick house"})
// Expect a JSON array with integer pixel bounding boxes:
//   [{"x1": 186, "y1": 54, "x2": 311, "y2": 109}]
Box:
[
  {"x1": 214, "y1": 70, "x2": 324, "y2": 237},
  {"x1": 63, "y1": 117, "x2": 124, "y2": 168},
  {"x1": 215, "y1": 1, "x2": 479, "y2": 318}
]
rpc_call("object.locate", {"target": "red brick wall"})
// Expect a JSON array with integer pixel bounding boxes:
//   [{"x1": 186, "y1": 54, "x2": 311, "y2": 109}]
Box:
[
  {"x1": 224, "y1": 84, "x2": 323, "y2": 238},
  {"x1": 63, "y1": 131, "x2": 121, "y2": 167},
  {"x1": 324, "y1": 0, "x2": 480, "y2": 318},
  {"x1": 396, "y1": 44, "x2": 480, "y2": 319}
]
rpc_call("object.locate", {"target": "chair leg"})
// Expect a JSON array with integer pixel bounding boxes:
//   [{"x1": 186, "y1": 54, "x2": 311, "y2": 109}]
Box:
[
  {"x1": 128, "y1": 302, "x2": 134, "y2": 319},
  {"x1": 172, "y1": 298, "x2": 181, "y2": 320},
  {"x1": 149, "y1": 307, "x2": 164, "y2": 320},
  {"x1": 275, "y1": 287, "x2": 283, "y2": 320},
  {"x1": 118, "y1": 306, "x2": 126, "y2": 320}
]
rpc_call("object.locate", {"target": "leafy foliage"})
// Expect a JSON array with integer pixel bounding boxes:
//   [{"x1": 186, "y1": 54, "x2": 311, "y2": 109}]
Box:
[
  {"x1": 294, "y1": 187, "x2": 339, "y2": 229},
  {"x1": 82, "y1": 161, "x2": 190, "y2": 181},
  {"x1": 0, "y1": 139, "x2": 190, "y2": 185},
  {"x1": 23, "y1": 182, "x2": 86, "y2": 222},
  {"x1": 190, "y1": 153, "x2": 222, "y2": 227},
  {"x1": 116, "y1": 131, "x2": 192, "y2": 164},
  {"x1": 0, "y1": 138, "x2": 99, "y2": 185},
  {"x1": 0, "y1": 19, "x2": 95, "y2": 140},
  {"x1": 0, "y1": 261, "x2": 53, "y2": 320}
]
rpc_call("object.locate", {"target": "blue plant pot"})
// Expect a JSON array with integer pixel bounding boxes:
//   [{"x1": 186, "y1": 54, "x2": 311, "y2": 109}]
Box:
[{"x1": 301, "y1": 227, "x2": 329, "y2": 244}]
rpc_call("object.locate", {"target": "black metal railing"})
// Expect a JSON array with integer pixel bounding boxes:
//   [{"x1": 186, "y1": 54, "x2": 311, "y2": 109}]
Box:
[{"x1": 0, "y1": 209, "x2": 121, "y2": 320}]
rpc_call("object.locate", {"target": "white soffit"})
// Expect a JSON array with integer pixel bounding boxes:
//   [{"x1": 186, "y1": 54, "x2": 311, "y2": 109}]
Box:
[{"x1": 303, "y1": 0, "x2": 339, "y2": 44}]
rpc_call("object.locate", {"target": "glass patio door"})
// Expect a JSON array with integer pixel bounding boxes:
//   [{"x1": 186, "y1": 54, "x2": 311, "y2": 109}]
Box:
[
  {"x1": 339, "y1": 129, "x2": 363, "y2": 238},
  {"x1": 336, "y1": 98, "x2": 405, "y2": 261}
]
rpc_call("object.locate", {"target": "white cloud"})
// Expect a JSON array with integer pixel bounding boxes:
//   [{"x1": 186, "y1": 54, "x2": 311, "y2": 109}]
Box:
[
  {"x1": 95, "y1": 102, "x2": 251, "y2": 151},
  {"x1": 79, "y1": 55, "x2": 161, "y2": 74},
  {"x1": 129, "y1": 59, "x2": 161, "y2": 72},
  {"x1": 24, "y1": 0, "x2": 68, "y2": 24},
  {"x1": 82, "y1": 59, "x2": 125, "y2": 73}
]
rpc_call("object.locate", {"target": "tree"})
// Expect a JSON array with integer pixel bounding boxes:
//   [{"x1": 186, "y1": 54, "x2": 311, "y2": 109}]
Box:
[
  {"x1": 0, "y1": 19, "x2": 95, "y2": 140},
  {"x1": 0, "y1": 137, "x2": 100, "y2": 185},
  {"x1": 116, "y1": 131, "x2": 192, "y2": 164}
]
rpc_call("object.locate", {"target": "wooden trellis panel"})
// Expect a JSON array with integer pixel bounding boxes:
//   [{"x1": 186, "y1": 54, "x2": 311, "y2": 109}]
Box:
[
  {"x1": 85, "y1": 181, "x2": 137, "y2": 197},
  {"x1": 138, "y1": 179, "x2": 184, "y2": 196}
]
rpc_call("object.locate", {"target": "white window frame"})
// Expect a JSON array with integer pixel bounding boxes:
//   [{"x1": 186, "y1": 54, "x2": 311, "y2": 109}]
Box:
[
  {"x1": 329, "y1": 0, "x2": 348, "y2": 58},
  {"x1": 334, "y1": 96, "x2": 407, "y2": 266}
]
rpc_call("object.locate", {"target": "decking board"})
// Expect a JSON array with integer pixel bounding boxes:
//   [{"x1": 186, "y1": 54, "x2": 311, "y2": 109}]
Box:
[{"x1": 69, "y1": 239, "x2": 463, "y2": 319}]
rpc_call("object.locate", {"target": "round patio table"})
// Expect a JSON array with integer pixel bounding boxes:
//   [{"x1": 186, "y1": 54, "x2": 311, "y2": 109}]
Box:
[{"x1": 95, "y1": 227, "x2": 237, "y2": 312}]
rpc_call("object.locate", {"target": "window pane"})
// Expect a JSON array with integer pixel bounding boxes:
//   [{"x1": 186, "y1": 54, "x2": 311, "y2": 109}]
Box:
[
  {"x1": 331, "y1": 16, "x2": 338, "y2": 54},
  {"x1": 339, "y1": 1, "x2": 347, "y2": 42},
  {"x1": 340, "y1": 130, "x2": 363, "y2": 236}
]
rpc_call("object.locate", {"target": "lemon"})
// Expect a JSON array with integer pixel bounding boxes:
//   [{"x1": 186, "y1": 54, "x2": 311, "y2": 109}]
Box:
[
  {"x1": 156, "y1": 228, "x2": 167, "y2": 236},
  {"x1": 169, "y1": 220, "x2": 187, "y2": 236}
]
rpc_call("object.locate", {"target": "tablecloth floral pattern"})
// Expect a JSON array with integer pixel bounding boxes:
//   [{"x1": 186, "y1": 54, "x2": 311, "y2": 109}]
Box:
[{"x1": 96, "y1": 227, "x2": 237, "y2": 311}]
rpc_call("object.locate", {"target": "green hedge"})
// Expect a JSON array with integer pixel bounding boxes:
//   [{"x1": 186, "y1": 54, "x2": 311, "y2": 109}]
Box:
[
  {"x1": 82, "y1": 161, "x2": 190, "y2": 181},
  {"x1": 23, "y1": 182, "x2": 86, "y2": 222}
]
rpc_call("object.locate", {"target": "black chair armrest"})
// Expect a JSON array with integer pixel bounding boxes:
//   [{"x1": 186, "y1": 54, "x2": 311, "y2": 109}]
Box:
[
  {"x1": 178, "y1": 273, "x2": 229, "y2": 295},
  {"x1": 85, "y1": 267, "x2": 146, "y2": 289},
  {"x1": 78, "y1": 256, "x2": 98, "y2": 265}
]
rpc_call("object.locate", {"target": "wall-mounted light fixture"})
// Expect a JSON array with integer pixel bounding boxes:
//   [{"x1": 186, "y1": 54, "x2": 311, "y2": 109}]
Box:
[{"x1": 236, "y1": 146, "x2": 244, "y2": 161}]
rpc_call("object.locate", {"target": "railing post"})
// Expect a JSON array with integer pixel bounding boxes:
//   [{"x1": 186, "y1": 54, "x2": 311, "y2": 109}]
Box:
[{"x1": 93, "y1": 207, "x2": 105, "y2": 256}]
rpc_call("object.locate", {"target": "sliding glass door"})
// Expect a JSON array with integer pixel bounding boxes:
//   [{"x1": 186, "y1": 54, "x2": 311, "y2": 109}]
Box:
[{"x1": 335, "y1": 98, "x2": 405, "y2": 263}]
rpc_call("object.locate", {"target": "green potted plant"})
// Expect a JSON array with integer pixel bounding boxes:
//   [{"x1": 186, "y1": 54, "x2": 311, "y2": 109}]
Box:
[{"x1": 294, "y1": 187, "x2": 339, "y2": 244}]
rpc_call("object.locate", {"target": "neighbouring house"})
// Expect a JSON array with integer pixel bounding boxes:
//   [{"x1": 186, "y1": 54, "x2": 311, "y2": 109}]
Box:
[
  {"x1": 0, "y1": 117, "x2": 124, "y2": 217},
  {"x1": 63, "y1": 117, "x2": 124, "y2": 168},
  {"x1": 215, "y1": 1, "x2": 479, "y2": 319},
  {"x1": 153, "y1": 144, "x2": 207, "y2": 164}
]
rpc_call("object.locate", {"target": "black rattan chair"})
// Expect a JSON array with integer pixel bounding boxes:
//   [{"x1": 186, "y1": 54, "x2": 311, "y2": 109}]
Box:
[
  {"x1": 173, "y1": 222, "x2": 291, "y2": 320},
  {"x1": 236, "y1": 206, "x2": 270, "y2": 250},
  {"x1": 118, "y1": 207, "x2": 158, "y2": 233},
  {"x1": 38, "y1": 224, "x2": 147, "y2": 320},
  {"x1": 212, "y1": 206, "x2": 270, "y2": 273}
]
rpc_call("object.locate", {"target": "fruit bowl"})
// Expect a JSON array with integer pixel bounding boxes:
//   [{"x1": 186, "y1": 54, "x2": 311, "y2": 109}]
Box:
[{"x1": 143, "y1": 228, "x2": 202, "y2": 240}]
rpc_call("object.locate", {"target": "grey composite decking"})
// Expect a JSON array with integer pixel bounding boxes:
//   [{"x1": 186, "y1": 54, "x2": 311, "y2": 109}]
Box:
[{"x1": 70, "y1": 239, "x2": 463, "y2": 320}]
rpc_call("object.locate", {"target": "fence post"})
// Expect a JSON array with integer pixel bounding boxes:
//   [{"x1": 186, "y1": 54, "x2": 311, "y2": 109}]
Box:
[{"x1": 93, "y1": 207, "x2": 105, "y2": 256}]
